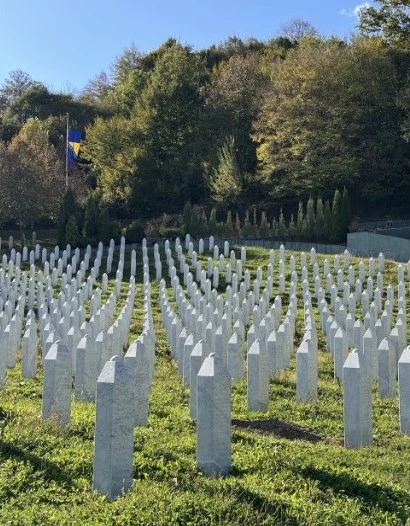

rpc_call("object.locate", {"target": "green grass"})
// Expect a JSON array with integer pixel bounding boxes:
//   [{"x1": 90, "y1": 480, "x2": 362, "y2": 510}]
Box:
[{"x1": 0, "y1": 245, "x2": 409, "y2": 525}]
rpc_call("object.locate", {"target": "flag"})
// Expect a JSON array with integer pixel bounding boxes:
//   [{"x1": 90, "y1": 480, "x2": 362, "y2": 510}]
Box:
[{"x1": 68, "y1": 130, "x2": 82, "y2": 166}]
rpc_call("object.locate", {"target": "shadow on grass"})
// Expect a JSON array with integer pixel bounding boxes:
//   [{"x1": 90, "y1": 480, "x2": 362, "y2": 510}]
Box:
[
  {"x1": 226, "y1": 486, "x2": 298, "y2": 525},
  {"x1": 300, "y1": 465, "x2": 409, "y2": 520},
  {"x1": 232, "y1": 418, "x2": 324, "y2": 443},
  {"x1": 0, "y1": 440, "x2": 77, "y2": 489}
]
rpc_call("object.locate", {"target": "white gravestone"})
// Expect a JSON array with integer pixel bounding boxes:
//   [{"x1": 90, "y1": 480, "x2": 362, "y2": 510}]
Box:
[
  {"x1": 343, "y1": 350, "x2": 372, "y2": 448},
  {"x1": 93, "y1": 356, "x2": 134, "y2": 499},
  {"x1": 398, "y1": 346, "x2": 410, "y2": 435},
  {"x1": 196, "y1": 353, "x2": 231, "y2": 477},
  {"x1": 42, "y1": 341, "x2": 72, "y2": 425}
]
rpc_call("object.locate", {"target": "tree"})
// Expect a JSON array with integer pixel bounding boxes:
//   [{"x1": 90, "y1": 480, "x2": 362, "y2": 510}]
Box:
[
  {"x1": 340, "y1": 187, "x2": 352, "y2": 239},
  {"x1": 208, "y1": 208, "x2": 218, "y2": 235},
  {"x1": 182, "y1": 201, "x2": 193, "y2": 234},
  {"x1": 280, "y1": 19, "x2": 318, "y2": 42},
  {"x1": 198, "y1": 210, "x2": 208, "y2": 237},
  {"x1": 277, "y1": 209, "x2": 287, "y2": 239},
  {"x1": 205, "y1": 53, "x2": 266, "y2": 182},
  {"x1": 296, "y1": 201, "x2": 305, "y2": 239},
  {"x1": 242, "y1": 210, "x2": 253, "y2": 238},
  {"x1": 65, "y1": 215, "x2": 80, "y2": 247},
  {"x1": 0, "y1": 118, "x2": 63, "y2": 232},
  {"x1": 259, "y1": 211, "x2": 270, "y2": 238},
  {"x1": 331, "y1": 189, "x2": 342, "y2": 242},
  {"x1": 57, "y1": 189, "x2": 78, "y2": 245},
  {"x1": 225, "y1": 211, "x2": 234, "y2": 237},
  {"x1": 234, "y1": 212, "x2": 241, "y2": 236},
  {"x1": 0, "y1": 70, "x2": 39, "y2": 107},
  {"x1": 210, "y1": 136, "x2": 242, "y2": 206},
  {"x1": 315, "y1": 198, "x2": 325, "y2": 241},
  {"x1": 82, "y1": 115, "x2": 139, "y2": 203},
  {"x1": 323, "y1": 200, "x2": 331, "y2": 241},
  {"x1": 129, "y1": 42, "x2": 208, "y2": 216},
  {"x1": 80, "y1": 72, "x2": 115, "y2": 112},
  {"x1": 111, "y1": 43, "x2": 145, "y2": 84},
  {"x1": 190, "y1": 205, "x2": 202, "y2": 238},
  {"x1": 358, "y1": 1, "x2": 410, "y2": 49},
  {"x1": 288, "y1": 214, "x2": 296, "y2": 239},
  {"x1": 305, "y1": 196, "x2": 316, "y2": 240},
  {"x1": 254, "y1": 38, "x2": 409, "y2": 208},
  {"x1": 97, "y1": 208, "x2": 115, "y2": 245},
  {"x1": 83, "y1": 193, "x2": 100, "y2": 239}
]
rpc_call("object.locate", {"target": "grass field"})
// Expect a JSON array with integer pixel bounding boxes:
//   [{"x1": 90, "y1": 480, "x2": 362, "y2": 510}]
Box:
[{"x1": 0, "y1": 244, "x2": 409, "y2": 525}]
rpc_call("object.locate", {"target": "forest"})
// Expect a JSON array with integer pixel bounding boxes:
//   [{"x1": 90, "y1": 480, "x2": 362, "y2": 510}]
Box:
[{"x1": 0, "y1": 1, "x2": 409, "y2": 239}]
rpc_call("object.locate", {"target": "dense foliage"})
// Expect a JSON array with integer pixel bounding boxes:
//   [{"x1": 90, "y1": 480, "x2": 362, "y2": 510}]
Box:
[{"x1": 0, "y1": 5, "x2": 409, "y2": 229}]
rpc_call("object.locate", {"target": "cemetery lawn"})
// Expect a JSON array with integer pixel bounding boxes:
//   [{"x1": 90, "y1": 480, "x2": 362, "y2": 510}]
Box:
[{"x1": 0, "y1": 246, "x2": 409, "y2": 525}]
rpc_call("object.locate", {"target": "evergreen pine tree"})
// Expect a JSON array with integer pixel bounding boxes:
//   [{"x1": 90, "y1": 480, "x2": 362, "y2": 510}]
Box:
[
  {"x1": 296, "y1": 201, "x2": 305, "y2": 240},
  {"x1": 182, "y1": 201, "x2": 193, "y2": 235},
  {"x1": 331, "y1": 189, "x2": 342, "y2": 242},
  {"x1": 208, "y1": 208, "x2": 217, "y2": 236},
  {"x1": 288, "y1": 213, "x2": 296, "y2": 239},
  {"x1": 242, "y1": 209, "x2": 253, "y2": 238},
  {"x1": 271, "y1": 217, "x2": 277, "y2": 240},
  {"x1": 190, "y1": 205, "x2": 201, "y2": 238},
  {"x1": 226, "y1": 210, "x2": 234, "y2": 238},
  {"x1": 252, "y1": 208, "x2": 259, "y2": 237},
  {"x1": 234, "y1": 212, "x2": 241, "y2": 237},
  {"x1": 340, "y1": 186, "x2": 352, "y2": 239},
  {"x1": 199, "y1": 210, "x2": 208, "y2": 237},
  {"x1": 278, "y1": 208, "x2": 287, "y2": 239},
  {"x1": 57, "y1": 189, "x2": 77, "y2": 246},
  {"x1": 315, "y1": 198, "x2": 325, "y2": 241},
  {"x1": 83, "y1": 194, "x2": 100, "y2": 240},
  {"x1": 97, "y1": 208, "x2": 113, "y2": 245},
  {"x1": 64, "y1": 215, "x2": 79, "y2": 247},
  {"x1": 306, "y1": 196, "x2": 315, "y2": 240},
  {"x1": 259, "y1": 211, "x2": 270, "y2": 238},
  {"x1": 323, "y1": 200, "x2": 331, "y2": 241}
]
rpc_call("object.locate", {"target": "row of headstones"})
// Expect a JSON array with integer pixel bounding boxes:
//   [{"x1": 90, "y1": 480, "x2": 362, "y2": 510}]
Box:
[
  {"x1": 0, "y1": 235, "x2": 131, "y2": 331},
  {"x1": 0, "y1": 234, "x2": 37, "y2": 252},
  {"x1": 43, "y1": 278, "x2": 141, "y2": 425},
  {"x1": 182, "y1": 237, "x2": 407, "y2": 364},
  {"x1": 343, "y1": 342, "x2": 410, "y2": 447},
  {"x1": 93, "y1": 268, "x2": 156, "y2": 499},
  {"x1": 317, "y1": 274, "x2": 409, "y2": 442},
  {"x1": 158, "y1": 239, "x2": 303, "y2": 454},
  {"x1": 185, "y1": 232, "x2": 410, "y2": 282},
  {"x1": 169, "y1": 238, "x2": 397, "y2": 371},
  {"x1": 159, "y1": 281, "x2": 232, "y2": 476},
  {"x1": 0, "y1": 239, "x2": 131, "y2": 390},
  {"x1": 173, "y1": 239, "x2": 403, "y2": 333},
  {"x1": 39, "y1": 249, "x2": 152, "y2": 500},
  {"x1": 164, "y1": 238, "x2": 409, "y2": 448}
]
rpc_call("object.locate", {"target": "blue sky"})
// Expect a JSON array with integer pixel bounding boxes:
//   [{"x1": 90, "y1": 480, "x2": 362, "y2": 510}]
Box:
[{"x1": 0, "y1": 0, "x2": 372, "y2": 93}]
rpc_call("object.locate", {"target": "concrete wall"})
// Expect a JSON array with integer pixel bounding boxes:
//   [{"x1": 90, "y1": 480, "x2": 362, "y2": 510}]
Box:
[
  {"x1": 347, "y1": 232, "x2": 410, "y2": 262},
  {"x1": 375, "y1": 227, "x2": 410, "y2": 240},
  {"x1": 212, "y1": 238, "x2": 347, "y2": 255}
]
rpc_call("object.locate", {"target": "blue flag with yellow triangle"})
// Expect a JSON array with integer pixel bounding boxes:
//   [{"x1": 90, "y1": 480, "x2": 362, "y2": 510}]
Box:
[{"x1": 68, "y1": 130, "x2": 82, "y2": 166}]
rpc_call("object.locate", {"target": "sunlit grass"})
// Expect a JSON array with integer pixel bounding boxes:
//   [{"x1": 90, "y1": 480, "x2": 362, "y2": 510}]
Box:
[{"x1": 0, "y1": 244, "x2": 408, "y2": 525}]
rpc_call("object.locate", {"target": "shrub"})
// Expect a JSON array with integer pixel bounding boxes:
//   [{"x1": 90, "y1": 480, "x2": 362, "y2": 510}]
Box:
[
  {"x1": 64, "y1": 215, "x2": 79, "y2": 247},
  {"x1": 160, "y1": 226, "x2": 183, "y2": 240},
  {"x1": 124, "y1": 220, "x2": 146, "y2": 243},
  {"x1": 57, "y1": 189, "x2": 77, "y2": 245},
  {"x1": 83, "y1": 194, "x2": 100, "y2": 239},
  {"x1": 182, "y1": 201, "x2": 192, "y2": 235},
  {"x1": 331, "y1": 189, "x2": 342, "y2": 242},
  {"x1": 97, "y1": 209, "x2": 119, "y2": 245}
]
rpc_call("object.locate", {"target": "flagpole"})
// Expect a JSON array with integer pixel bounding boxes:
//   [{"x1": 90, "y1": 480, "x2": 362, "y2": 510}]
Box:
[{"x1": 65, "y1": 113, "x2": 69, "y2": 190}]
